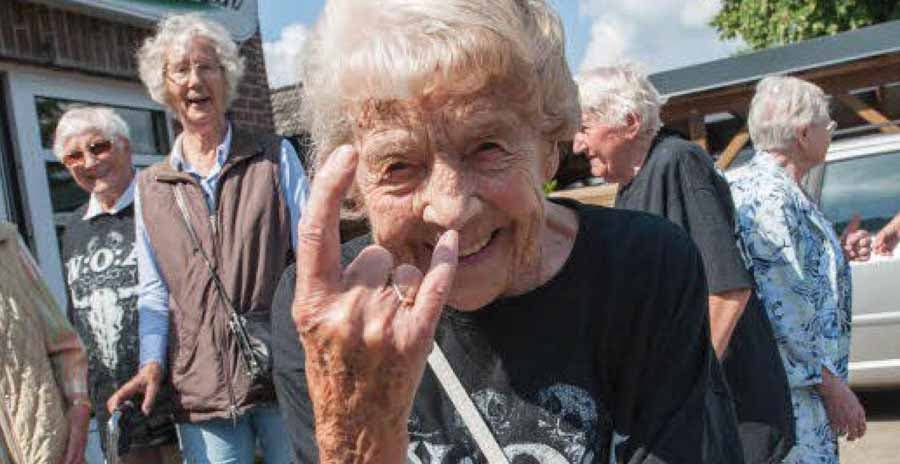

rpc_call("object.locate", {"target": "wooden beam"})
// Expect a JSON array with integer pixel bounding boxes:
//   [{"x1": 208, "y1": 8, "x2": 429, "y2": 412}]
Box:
[
  {"x1": 716, "y1": 126, "x2": 750, "y2": 170},
  {"x1": 882, "y1": 85, "x2": 900, "y2": 119},
  {"x1": 549, "y1": 184, "x2": 618, "y2": 207},
  {"x1": 661, "y1": 54, "x2": 900, "y2": 123},
  {"x1": 688, "y1": 113, "x2": 708, "y2": 151},
  {"x1": 835, "y1": 93, "x2": 900, "y2": 134}
]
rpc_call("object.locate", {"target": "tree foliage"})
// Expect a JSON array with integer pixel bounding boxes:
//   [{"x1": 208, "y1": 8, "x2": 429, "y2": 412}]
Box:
[{"x1": 712, "y1": 0, "x2": 900, "y2": 51}]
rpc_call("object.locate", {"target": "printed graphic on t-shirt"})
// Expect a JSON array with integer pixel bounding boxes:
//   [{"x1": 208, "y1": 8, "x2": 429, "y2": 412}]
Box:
[
  {"x1": 408, "y1": 383, "x2": 611, "y2": 464},
  {"x1": 66, "y1": 231, "x2": 139, "y2": 381}
]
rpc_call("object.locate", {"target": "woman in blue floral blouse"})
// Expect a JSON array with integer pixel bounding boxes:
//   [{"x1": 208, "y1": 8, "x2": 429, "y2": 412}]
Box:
[{"x1": 727, "y1": 76, "x2": 870, "y2": 464}]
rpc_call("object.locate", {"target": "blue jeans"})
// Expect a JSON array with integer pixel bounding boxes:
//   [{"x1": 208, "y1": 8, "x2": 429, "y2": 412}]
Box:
[
  {"x1": 85, "y1": 418, "x2": 105, "y2": 464},
  {"x1": 177, "y1": 404, "x2": 292, "y2": 464}
]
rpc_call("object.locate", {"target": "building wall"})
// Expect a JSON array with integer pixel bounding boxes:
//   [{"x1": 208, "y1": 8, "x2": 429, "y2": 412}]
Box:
[{"x1": 1, "y1": 0, "x2": 274, "y2": 133}]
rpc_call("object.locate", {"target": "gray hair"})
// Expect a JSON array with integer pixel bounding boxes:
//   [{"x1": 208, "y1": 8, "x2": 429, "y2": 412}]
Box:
[
  {"x1": 53, "y1": 107, "x2": 130, "y2": 160},
  {"x1": 576, "y1": 63, "x2": 665, "y2": 140},
  {"x1": 749, "y1": 76, "x2": 830, "y2": 152},
  {"x1": 136, "y1": 13, "x2": 245, "y2": 109},
  {"x1": 299, "y1": 0, "x2": 580, "y2": 175}
]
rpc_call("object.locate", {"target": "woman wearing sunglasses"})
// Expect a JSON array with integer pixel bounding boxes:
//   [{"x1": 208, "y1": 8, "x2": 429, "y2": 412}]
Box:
[
  {"x1": 54, "y1": 107, "x2": 181, "y2": 463},
  {"x1": 106, "y1": 13, "x2": 308, "y2": 463}
]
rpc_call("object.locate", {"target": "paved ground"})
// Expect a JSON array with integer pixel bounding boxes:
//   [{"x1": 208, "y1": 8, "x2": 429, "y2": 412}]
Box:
[{"x1": 840, "y1": 390, "x2": 900, "y2": 463}]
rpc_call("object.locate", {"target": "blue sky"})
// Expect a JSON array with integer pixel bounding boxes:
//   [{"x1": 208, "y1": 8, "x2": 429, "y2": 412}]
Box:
[{"x1": 259, "y1": 0, "x2": 743, "y2": 89}]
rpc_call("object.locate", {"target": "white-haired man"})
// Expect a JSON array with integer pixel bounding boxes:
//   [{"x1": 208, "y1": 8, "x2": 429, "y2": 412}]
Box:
[
  {"x1": 573, "y1": 64, "x2": 794, "y2": 464},
  {"x1": 55, "y1": 107, "x2": 179, "y2": 463}
]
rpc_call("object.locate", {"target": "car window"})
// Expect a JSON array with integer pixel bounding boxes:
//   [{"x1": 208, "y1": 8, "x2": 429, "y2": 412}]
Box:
[{"x1": 820, "y1": 149, "x2": 900, "y2": 235}]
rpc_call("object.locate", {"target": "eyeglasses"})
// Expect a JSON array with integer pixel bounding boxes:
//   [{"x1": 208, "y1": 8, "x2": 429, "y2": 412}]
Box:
[
  {"x1": 826, "y1": 120, "x2": 837, "y2": 136},
  {"x1": 62, "y1": 139, "x2": 113, "y2": 167},
  {"x1": 166, "y1": 61, "x2": 223, "y2": 85}
]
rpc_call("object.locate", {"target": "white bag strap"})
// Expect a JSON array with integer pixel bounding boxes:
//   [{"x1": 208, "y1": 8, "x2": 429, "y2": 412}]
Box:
[{"x1": 427, "y1": 344, "x2": 510, "y2": 464}]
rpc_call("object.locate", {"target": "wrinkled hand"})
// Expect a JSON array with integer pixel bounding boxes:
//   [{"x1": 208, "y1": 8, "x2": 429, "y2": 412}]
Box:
[
  {"x1": 60, "y1": 402, "x2": 90, "y2": 464},
  {"x1": 292, "y1": 146, "x2": 459, "y2": 463},
  {"x1": 873, "y1": 223, "x2": 899, "y2": 256},
  {"x1": 840, "y1": 214, "x2": 871, "y2": 262},
  {"x1": 817, "y1": 368, "x2": 867, "y2": 441},
  {"x1": 107, "y1": 362, "x2": 163, "y2": 416}
]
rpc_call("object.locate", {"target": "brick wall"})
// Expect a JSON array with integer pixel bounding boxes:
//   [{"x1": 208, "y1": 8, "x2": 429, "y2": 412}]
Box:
[
  {"x1": 230, "y1": 32, "x2": 275, "y2": 134},
  {"x1": 0, "y1": 0, "x2": 273, "y2": 133}
]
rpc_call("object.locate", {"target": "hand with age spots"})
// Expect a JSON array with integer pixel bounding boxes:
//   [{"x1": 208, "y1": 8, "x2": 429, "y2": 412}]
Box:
[{"x1": 292, "y1": 145, "x2": 459, "y2": 463}]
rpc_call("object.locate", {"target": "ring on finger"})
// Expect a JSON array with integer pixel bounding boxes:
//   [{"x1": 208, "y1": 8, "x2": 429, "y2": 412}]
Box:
[{"x1": 391, "y1": 281, "x2": 415, "y2": 306}]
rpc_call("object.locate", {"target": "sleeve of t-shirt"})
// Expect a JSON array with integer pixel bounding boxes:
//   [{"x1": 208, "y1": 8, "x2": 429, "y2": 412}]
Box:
[
  {"x1": 611, "y1": 221, "x2": 717, "y2": 463},
  {"x1": 675, "y1": 147, "x2": 753, "y2": 294},
  {"x1": 271, "y1": 264, "x2": 320, "y2": 463}
]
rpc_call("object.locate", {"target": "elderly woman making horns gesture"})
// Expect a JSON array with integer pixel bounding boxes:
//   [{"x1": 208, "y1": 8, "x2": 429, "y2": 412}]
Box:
[
  {"x1": 107, "y1": 13, "x2": 308, "y2": 463},
  {"x1": 269, "y1": 0, "x2": 742, "y2": 463}
]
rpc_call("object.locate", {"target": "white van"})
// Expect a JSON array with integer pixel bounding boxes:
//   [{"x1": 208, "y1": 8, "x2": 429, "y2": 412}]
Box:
[{"x1": 803, "y1": 132, "x2": 900, "y2": 389}]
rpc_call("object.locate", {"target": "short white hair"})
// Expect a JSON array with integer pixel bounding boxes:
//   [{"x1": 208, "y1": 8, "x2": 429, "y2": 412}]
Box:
[
  {"x1": 299, "y1": 0, "x2": 579, "y2": 176},
  {"x1": 53, "y1": 107, "x2": 130, "y2": 160},
  {"x1": 136, "y1": 13, "x2": 245, "y2": 109},
  {"x1": 749, "y1": 76, "x2": 830, "y2": 152},
  {"x1": 576, "y1": 63, "x2": 665, "y2": 139}
]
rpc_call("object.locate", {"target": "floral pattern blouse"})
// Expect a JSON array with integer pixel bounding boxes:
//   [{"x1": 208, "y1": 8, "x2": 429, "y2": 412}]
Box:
[{"x1": 726, "y1": 151, "x2": 852, "y2": 388}]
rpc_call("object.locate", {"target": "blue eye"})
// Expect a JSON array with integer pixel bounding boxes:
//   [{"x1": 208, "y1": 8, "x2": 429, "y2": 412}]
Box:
[
  {"x1": 477, "y1": 142, "x2": 501, "y2": 152},
  {"x1": 386, "y1": 161, "x2": 411, "y2": 173},
  {"x1": 382, "y1": 161, "x2": 418, "y2": 183}
]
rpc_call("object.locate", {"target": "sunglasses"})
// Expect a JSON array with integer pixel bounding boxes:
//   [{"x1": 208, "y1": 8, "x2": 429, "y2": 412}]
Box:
[{"x1": 62, "y1": 139, "x2": 113, "y2": 167}]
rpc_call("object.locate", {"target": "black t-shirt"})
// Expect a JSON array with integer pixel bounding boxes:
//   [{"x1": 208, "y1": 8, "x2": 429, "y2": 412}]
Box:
[
  {"x1": 615, "y1": 133, "x2": 795, "y2": 463},
  {"x1": 61, "y1": 203, "x2": 176, "y2": 451},
  {"x1": 616, "y1": 133, "x2": 751, "y2": 294},
  {"x1": 272, "y1": 200, "x2": 726, "y2": 463}
]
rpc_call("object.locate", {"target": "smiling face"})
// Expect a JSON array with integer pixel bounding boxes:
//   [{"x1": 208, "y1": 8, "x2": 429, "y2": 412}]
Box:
[
  {"x1": 164, "y1": 36, "x2": 228, "y2": 129},
  {"x1": 572, "y1": 114, "x2": 643, "y2": 183},
  {"x1": 62, "y1": 130, "x2": 133, "y2": 200},
  {"x1": 353, "y1": 90, "x2": 556, "y2": 310}
]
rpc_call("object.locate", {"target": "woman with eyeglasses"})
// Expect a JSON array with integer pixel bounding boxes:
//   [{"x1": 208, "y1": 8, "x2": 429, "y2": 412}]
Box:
[
  {"x1": 53, "y1": 107, "x2": 181, "y2": 463},
  {"x1": 106, "y1": 14, "x2": 308, "y2": 463},
  {"x1": 726, "y1": 76, "x2": 869, "y2": 464}
]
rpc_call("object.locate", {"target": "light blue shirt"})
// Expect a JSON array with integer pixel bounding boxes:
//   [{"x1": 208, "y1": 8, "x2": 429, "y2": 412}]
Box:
[
  {"x1": 82, "y1": 176, "x2": 136, "y2": 220},
  {"x1": 136, "y1": 125, "x2": 309, "y2": 367},
  {"x1": 727, "y1": 151, "x2": 852, "y2": 387}
]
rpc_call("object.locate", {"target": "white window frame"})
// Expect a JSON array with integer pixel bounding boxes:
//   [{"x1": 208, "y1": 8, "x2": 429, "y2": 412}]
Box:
[{"x1": 2, "y1": 62, "x2": 172, "y2": 307}]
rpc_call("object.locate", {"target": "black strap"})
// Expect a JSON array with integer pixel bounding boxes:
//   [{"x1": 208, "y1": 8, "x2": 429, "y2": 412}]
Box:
[
  {"x1": 172, "y1": 184, "x2": 239, "y2": 317},
  {"x1": 171, "y1": 184, "x2": 265, "y2": 384}
]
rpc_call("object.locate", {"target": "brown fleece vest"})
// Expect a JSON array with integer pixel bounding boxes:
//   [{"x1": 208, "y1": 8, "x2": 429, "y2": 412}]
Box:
[{"x1": 137, "y1": 128, "x2": 292, "y2": 422}]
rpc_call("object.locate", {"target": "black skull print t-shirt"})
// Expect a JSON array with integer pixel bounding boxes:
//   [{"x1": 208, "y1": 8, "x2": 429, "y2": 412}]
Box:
[
  {"x1": 272, "y1": 199, "x2": 720, "y2": 463},
  {"x1": 62, "y1": 201, "x2": 176, "y2": 450}
]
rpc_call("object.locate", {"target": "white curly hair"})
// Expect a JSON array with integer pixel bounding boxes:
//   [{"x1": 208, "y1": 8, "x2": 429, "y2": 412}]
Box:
[
  {"x1": 748, "y1": 76, "x2": 831, "y2": 152},
  {"x1": 576, "y1": 63, "x2": 666, "y2": 140},
  {"x1": 53, "y1": 107, "x2": 131, "y2": 160},
  {"x1": 136, "y1": 13, "x2": 245, "y2": 109},
  {"x1": 299, "y1": 0, "x2": 580, "y2": 178}
]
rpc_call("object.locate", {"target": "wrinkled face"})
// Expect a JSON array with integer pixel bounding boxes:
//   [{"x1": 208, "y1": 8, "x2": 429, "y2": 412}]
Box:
[
  {"x1": 572, "y1": 115, "x2": 639, "y2": 183},
  {"x1": 802, "y1": 119, "x2": 833, "y2": 166},
  {"x1": 353, "y1": 92, "x2": 553, "y2": 310},
  {"x1": 164, "y1": 36, "x2": 228, "y2": 128},
  {"x1": 62, "y1": 130, "x2": 133, "y2": 197}
]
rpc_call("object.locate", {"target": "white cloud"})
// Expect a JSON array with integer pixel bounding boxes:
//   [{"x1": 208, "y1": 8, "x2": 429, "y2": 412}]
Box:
[
  {"x1": 263, "y1": 22, "x2": 309, "y2": 89},
  {"x1": 577, "y1": 0, "x2": 743, "y2": 75}
]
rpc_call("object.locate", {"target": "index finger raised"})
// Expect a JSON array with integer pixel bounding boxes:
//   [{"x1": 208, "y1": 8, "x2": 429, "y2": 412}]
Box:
[{"x1": 297, "y1": 145, "x2": 359, "y2": 290}]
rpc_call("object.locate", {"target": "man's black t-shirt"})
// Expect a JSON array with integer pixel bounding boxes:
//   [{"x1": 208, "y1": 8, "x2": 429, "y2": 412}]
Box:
[
  {"x1": 615, "y1": 133, "x2": 795, "y2": 464},
  {"x1": 616, "y1": 132, "x2": 750, "y2": 294},
  {"x1": 273, "y1": 200, "x2": 726, "y2": 463}
]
